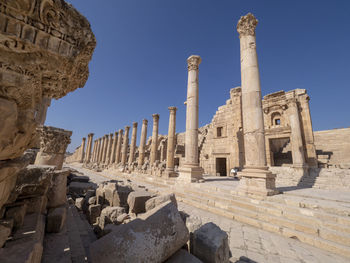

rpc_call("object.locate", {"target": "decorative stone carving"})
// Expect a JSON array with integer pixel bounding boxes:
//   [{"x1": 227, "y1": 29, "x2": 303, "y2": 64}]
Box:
[
  {"x1": 0, "y1": 0, "x2": 96, "y2": 161},
  {"x1": 187, "y1": 55, "x2": 201, "y2": 71},
  {"x1": 34, "y1": 126, "x2": 72, "y2": 169},
  {"x1": 237, "y1": 13, "x2": 258, "y2": 37}
]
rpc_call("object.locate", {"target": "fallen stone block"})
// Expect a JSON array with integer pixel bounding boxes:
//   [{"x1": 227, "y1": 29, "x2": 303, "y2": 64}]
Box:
[
  {"x1": 88, "y1": 196, "x2": 97, "y2": 205},
  {"x1": 113, "y1": 184, "x2": 133, "y2": 208},
  {"x1": 24, "y1": 195, "x2": 48, "y2": 214},
  {"x1": 90, "y1": 201, "x2": 189, "y2": 263},
  {"x1": 68, "y1": 182, "x2": 96, "y2": 197},
  {"x1": 47, "y1": 170, "x2": 69, "y2": 208},
  {"x1": 165, "y1": 249, "x2": 203, "y2": 263},
  {"x1": 99, "y1": 206, "x2": 126, "y2": 229},
  {"x1": 46, "y1": 206, "x2": 67, "y2": 233},
  {"x1": 75, "y1": 197, "x2": 85, "y2": 210},
  {"x1": 71, "y1": 175, "x2": 90, "y2": 183},
  {"x1": 5, "y1": 203, "x2": 27, "y2": 230},
  {"x1": 127, "y1": 191, "x2": 153, "y2": 214},
  {"x1": 192, "y1": 222, "x2": 229, "y2": 263},
  {"x1": 89, "y1": 204, "x2": 101, "y2": 224},
  {"x1": 116, "y1": 213, "x2": 130, "y2": 224},
  {"x1": 0, "y1": 213, "x2": 45, "y2": 263},
  {"x1": 96, "y1": 183, "x2": 106, "y2": 205},
  {"x1": 0, "y1": 219, "x2": 13, "y2": 247},
  {"x1": 145, "y1": 193, "x2": 177, "y2": 211}
]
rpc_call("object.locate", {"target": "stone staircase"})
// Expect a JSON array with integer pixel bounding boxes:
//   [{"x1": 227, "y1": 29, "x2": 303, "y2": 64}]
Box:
[
  {"x1": 42, "y1": 203, "x2": 96, "y2": 263},
  {"x1": 113, "y1": 173, "x2": 350, "y2": 259}
]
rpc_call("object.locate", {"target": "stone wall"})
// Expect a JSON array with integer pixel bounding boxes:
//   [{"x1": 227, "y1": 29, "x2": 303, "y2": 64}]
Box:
[{"x1": 314, "y1": 128, "x2": 350, "y2": 168}]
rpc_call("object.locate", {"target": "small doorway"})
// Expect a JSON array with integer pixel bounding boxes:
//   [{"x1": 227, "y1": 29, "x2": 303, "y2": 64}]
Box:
[{"x1": 216, "y1": 158, "x2": 227, "y2": 176}]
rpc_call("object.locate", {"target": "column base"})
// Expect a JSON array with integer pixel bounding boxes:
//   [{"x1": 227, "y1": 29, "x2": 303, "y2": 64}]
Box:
[
  {"x1": 177, "y1": 165, "x2": 204, "y2": 183},
  {"x1": 236, "y1": 167, "x2": 278, "y2": 197},
  {"x1": 164, "y1": 168, "x2": 178, "y2": 178}
]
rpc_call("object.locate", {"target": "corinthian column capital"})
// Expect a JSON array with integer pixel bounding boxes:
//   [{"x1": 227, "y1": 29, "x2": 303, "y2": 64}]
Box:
[
  {"x1": 237, "y1": 13, "x2": 258, "y2": 37},
  {"x1": 187, "y1": 55, "x2": 201, "y2": 71}
]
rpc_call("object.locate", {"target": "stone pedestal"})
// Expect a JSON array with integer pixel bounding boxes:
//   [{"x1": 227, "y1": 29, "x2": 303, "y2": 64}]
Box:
[
  {"x1": 121, "y1": 126, "x2": 130, "y2": 166},
  {"x1": 178, "y1": 55, "x2": 204, "y2": 183},
  {"x1": 138, "y1": 119, "x2": 148, "y2": 168},
  {"x1": 165, "y1": 107, "x2": 177, "y2": 177},
  {"x1": 115, "y1": 129, "x2": 123, "y2": 164},
  {"x1": 150, "y1": 114, "x2": 160, "y2": 166},
  {"x1": 128, "y1": 122, "x2": 138, "y2": 165},
  {"x1": 34, "y1": 126, "x2": 72, "y2": 170},
  {"x1": 236, "y1": 13, "x2": 277, "y2": 197}
]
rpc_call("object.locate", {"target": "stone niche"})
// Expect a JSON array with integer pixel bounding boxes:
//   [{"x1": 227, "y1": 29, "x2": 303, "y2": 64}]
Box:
[
  {"x1": 34, "y1": 126, "x2": 72, "y2": 170},
  {"x1": 0, "y1": 0, "x2": 96, "y2": 209}
]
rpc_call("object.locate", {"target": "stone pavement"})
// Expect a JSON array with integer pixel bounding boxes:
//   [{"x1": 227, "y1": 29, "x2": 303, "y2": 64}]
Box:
[{"x1": 65, "y1": 164, "x2": 349, "y2": 263}]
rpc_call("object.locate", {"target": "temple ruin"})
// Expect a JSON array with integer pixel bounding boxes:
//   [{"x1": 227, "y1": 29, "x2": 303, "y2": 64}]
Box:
[{"x1": 0, "y1": 2, "x2": 349, "y2": 262}]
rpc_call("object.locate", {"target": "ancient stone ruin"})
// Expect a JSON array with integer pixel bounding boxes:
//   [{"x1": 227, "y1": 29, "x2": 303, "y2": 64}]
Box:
[{"x1": 0, "y1": 2, "x2": 349, "y2": 263}]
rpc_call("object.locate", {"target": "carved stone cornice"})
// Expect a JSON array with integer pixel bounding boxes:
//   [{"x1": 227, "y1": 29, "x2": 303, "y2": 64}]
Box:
[
  {"x1": 237, "y1": 13, "x2": 258, "y2": 37},
  {"x1": 187, "y1": 55, "x2": 201, "y2": 71},
  {"x1": 37, "y1": 126, "x2": 72, "y2": 154}
]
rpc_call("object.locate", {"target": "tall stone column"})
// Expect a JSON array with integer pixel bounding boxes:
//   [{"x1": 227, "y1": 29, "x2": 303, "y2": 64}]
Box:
[
  {"x1": 150, "y1": 114, "x2": 160, "y2": 166},
  {"x1": 102, "y1": 134, "x2": 110, "y2": 164},
  {"x1": 128, "y1": 122, "x2": 138, "y2": 165},
  {"x1": 92, "y1": 139, "x2": 97, "y2": 163},
  {"x1": 35, "y1": 126, "x2": 72, "y2": 170},
  {"x1": 121, "y1": 126, "x2": 130, "y2": 165},
  {"x1": 165, "y1": 107, "x2": 177, "y2": 177},
  {"x1": 178, "y1": 55, "x2": 204, "y2": 183},
  {"x1": 79, "y1": 137, "x2": 86, "y2": 163},
  {"x1": 85, "y1": 133, "x2": 94, "y2": 163},
  {"x1": 105, "y1": 133, "x2": 113, "y2": 165},
  {"x1": 96, "y1": 138, "x2": 102, "y2": 163},
  {"x1": 110, "y1": 131, "x2": 118, "y2": 164},
  {"x1": 287, "y1": 98, "x2": 306, "y2": 168},
  {"x1": 236, "y1": 13, "x2": 277, "y2": 196},
  {"x1": 115, "y1": 129, "x2": 123, "y2": 164},
  {"x1": 99, "y1": 136, "x2": 106, "y2": 164},
  {"x1": 138, "y1": 119, "x2": 148, "y2": 168}
]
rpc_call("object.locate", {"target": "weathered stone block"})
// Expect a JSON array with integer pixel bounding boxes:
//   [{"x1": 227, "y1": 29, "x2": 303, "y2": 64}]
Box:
[
  {"x1": 47, "y1": 170, "x2": 69, "y2": 208},
  {"x1": 6, "y1": 203, "x2": 27, "y2": 230},
  {"x1": 165, "y1": 249, "x2": 203, "y2": 263},
  {"x1": 75, "y1": 197, "x2": 84, "y2": 210},
  {"x1": 69, "y1": 182, "x2": 96, "y2": 197},
  {"x1": 89, "y1": 204, "x2": 101, "y2": 224},
  {"x1": 46, "y1": 206, "x2": 66, "y2": 233},
  {"x1": 145, "y1": 193, "x2": 177, "y2": 211},
  {"x1": 127, "y1": 191, "x2": 153, "y2": 214},
  {"x1": 24, "y1": 195, "x2": 48, "y2": 214},
  {"x1": 116, "y1": 213, "x2": 130, "y2": 225},
  {"x1": 0, "y1": 219, "x2": 13, "y2": 247},
  {"x1": 99, "y1": 206, "x2": 126, "y2": 230},
  {"x1": 192, "y1": 223, "x2": 229, "y2": 263},
  {"x1": 90, "y1": 201, "x2": 189, "y2": 263},
  {"x1": 113, "y1": 184, "x2": 133, "y2": 208}
]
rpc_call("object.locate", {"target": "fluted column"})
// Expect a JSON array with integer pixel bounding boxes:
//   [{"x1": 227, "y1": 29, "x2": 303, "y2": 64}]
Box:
[
  {"x1": 85, "y1": 133, "x2": 94, "y2": 163},
  {"x1": 138, "y1": 119, "x2": 148, "y2": 168},
  {"x1": 236, "y1": 13, "x2": 277, "y2": 196},
  {"x1": 79, "y1": 137, "x2": 86, "y2": 163},
  {"x1": 115, "y1": 129, "x2": 123, "y2": 164},
  {"x1": 287, "y1": 98, "x2": 306, "y2": 168},
  {"x1": 128, "y1": 122, "x2": 138, "y2": 165},
  {"x1": 121, "y1": 126, "x2": 130, "y2": 165},
  {"x1": 150, "y1": 114, "x2": 159, "y2": 166},
  {"x1": 178, "y1": 55, "x2": 203, "y2": 183},
  {"x1": 110, "y1": 131, "x2": 118, "y2": 164},
  {"x1": 165, "y1": 107, "x2": 177, "y2": 177}
]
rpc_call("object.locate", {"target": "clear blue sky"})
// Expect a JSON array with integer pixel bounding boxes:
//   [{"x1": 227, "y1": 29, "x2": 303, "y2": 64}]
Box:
[{"x1": 45, "y1": 0, "x2": 350, "y2": 152}]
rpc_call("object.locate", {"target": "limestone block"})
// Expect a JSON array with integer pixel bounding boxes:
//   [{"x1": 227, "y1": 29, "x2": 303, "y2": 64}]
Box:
[
  {"x1": 71, "y1": 175, "x2": 90, "y2": 183},
  {"x1": 165, "y1": 249, "x2": 203, "y2": 263},
  {"x1": 1, "y1": 213, "x2": 45, "y2": 263},
  {"x1": 145, "y1": 193, "x2": 177, "y2": 212},
  {"x1": 104, "y1": 182, "x2": 118, "y2": 206},
  {"x1": 116, "y1": 213, "x2": 130, "y2": 224},
  {"x1": 75, "y1": 197, "x2": 85, "y2": 210},
  {"x1": 96, "y1": 184, "x2": 106, "y2": 205},
  {"x1": 68, "y1": 182, "x2": 96, "y2": 197},
  {"x1": 127, "y1": 191, "x2": 153, "y2": 214},
  {"x1": 88, "y1": 204, "x2": 101, "y2": 224},
  {"x1": 113, "y1": 184, "x2": 133, "y2": 208},
  {"x1": 192, "y1": 223, "x2": 229, "y2": 263},
  {"x1": 24, "y1": 195, "x2": 48, "y2": 214},
  {"x1": 46, "y1": 206, "x2": 66, "y2": 233},
  {"x1": 90, "y1": 201, "x2": 189, "y2": 263},
  {"x1": 0, "y1": 219, "x2": 13, "y2": 247},
  {"x1": 99, "y1": 207, "x2": 126, "y2": 229},
  {"x1": 47, "y1": 170, "x2": 69, "y2": 208},
  {"x1": 6, "y1": 204, "x2": 27, "y2": 230}
]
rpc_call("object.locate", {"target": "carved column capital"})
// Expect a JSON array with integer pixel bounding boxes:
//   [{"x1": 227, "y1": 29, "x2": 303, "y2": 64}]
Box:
[
  {"x1": 152, "y1": 114, "x2": 160, "y2": 121},
  {"x1": 142, "y1": 119, "x2": 148, "y2": 125},
  {"x1": 168, "y1": 106, "x2": 177, "y2": 113},
  {"x1": 132, "y1": 122, "x2": 138, "y2": 128},
  {"x1": 187, "y1": 55, "x2": 201, "y2": 71},
  {"x1": 37, "y1": 126, "x2": 72, "y2": 154},
  {"x1": 237, "y1": 13, "x2": 258, "y2": 37}
]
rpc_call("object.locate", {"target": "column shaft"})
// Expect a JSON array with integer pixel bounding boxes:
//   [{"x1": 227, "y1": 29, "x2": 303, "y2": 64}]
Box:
[
  {"x1": 79, "y1": 137, "x2": 86, "y2": 163},
  {"x1": 121, "y1": 126, "x2": 130, "y2": 165},
  {"x1": 110, "y1": 132, "x2": 118, "y2": 164},
  {"x1": 138, "y1": 120, "x2": 148, "y2": 168},
  {"x1": 128, "y1": 122, "x2": 138, "y2": 165},
  {"x1": 166, "y1": 107, "x2": 177, "y2": 175},
  {"x1": 115, "y1": 129, "x2": 123, "y2": 164},
  {"x1": 150, "y1": 114, "x2": 159, "y2": 165}
]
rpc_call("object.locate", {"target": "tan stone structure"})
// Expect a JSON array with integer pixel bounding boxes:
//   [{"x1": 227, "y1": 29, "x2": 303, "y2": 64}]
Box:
[
  {"x1": 121, "y1": 126, "x2": 130, "y2": 166},
  {"x1": 79, "y1": 137, "x2": 86, "y2": 163},
  {"x1": 96, "y1": 138, "x2": 102, "y2": 164},
  {"x1": 105, "y1": 133, "x2": 113, "y2": 165},
  {"x1": 128, "y1": 122, "x2": 138, "y2": 166},
  {"x1": 115, "y1": 129, "x2": 124, "y2": 164},
  {"x1": 165, "y1": 107, "x2": 177, "y2": 177},
  {"x1": 110, "y1": 131, "x2": 119, "y2": 164},
  {"x1": 85, "y1": 133, "x2": 94, "y2": 163},
  {"x1": 178, "y1": 55, "x2": 204, "y2": 183},
  {"x1": 138, "y1": 120, "x2": 148, "y2": 168},
  {"x1": 150, "y1": 114, "x2": 160, "y2": 166},
  {"x1": 35, "y1": 126, "x2": 72, "y2": 169}
]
